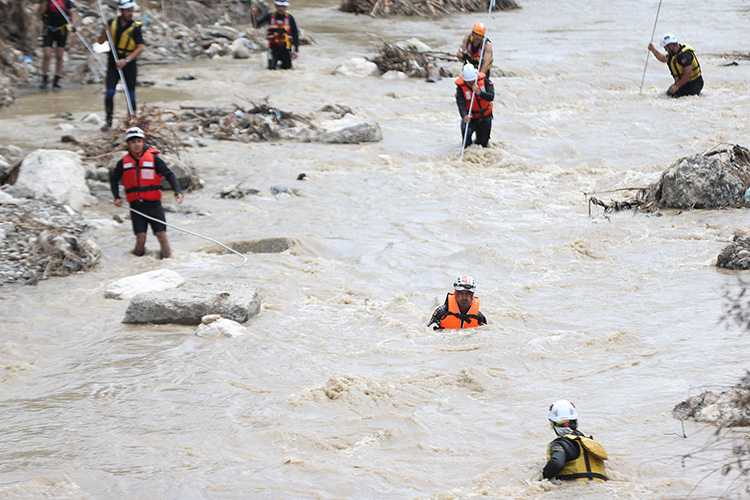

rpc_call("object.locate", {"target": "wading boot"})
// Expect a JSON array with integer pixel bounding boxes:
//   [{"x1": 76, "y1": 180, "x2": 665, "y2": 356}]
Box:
[
  {"x1": 39, "y1": 75, "x2": 48, "y2": 89},
  {"x1": 53, "y1": 75, "x2": 62, "y2": 89}
]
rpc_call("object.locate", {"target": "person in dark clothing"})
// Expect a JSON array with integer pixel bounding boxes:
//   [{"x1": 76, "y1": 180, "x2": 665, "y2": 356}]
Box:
[
  {"x1": 427, "y1": 275, "x2": 487, "y2": 330},
  {"x1": 97, "y1": 0, "x2": 145, "y2": 130},
  {"x1": 455, "y1": 63, "x2": 494, "y2": 148},
  {"x1": 648, "y1": 32, "x2": 703, "y2": 98},
  {"x1": 250, "y1": 0, "x2": 299, "y2": 70},
  {"x1": 543, "y1": 400, "x2": 608, "y2": 483},
  {"x1": 38, "y1": 0, "x2": 78, "y2": 89},
  {"x1": 110, "y1": 127, "x2": 183, "y2": 258}
]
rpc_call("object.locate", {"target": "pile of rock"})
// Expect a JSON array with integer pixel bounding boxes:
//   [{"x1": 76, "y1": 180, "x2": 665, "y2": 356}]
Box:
[{"x1": 674, "y1": 373, "x2": 750, "y2": 427}]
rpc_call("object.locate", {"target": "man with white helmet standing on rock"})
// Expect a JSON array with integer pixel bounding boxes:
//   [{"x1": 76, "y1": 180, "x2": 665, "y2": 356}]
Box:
[
  {"x1": 648, "y1": 32, "x2": 703, "y2": 98},
  {"x1": 110, "y1": 127, "x2": 183, "y2": 258},
  {"x1": 455, "y1": 63, "x2": 494, "y2": 148},
  {"x1": 250, "y1": 0, "x2": 299, "y2": 70},
  {"x1": 427, "y1": 275, "x2": 487, "y2": 330},
  {"x1": 97, "y1": 0, "x2": 145, "y2": 130},
  {"x1": 543, "y1": 400, "x2": 608, "y2": 482}
]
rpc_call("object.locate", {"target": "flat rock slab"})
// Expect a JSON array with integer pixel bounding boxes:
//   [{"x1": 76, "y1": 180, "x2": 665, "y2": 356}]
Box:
[
  {"x1": 105, "y1": 269, "x2": 185, "y2": 300},
  {"x1": 123, "y1": 282, "x2": 261, "y2": 325}
]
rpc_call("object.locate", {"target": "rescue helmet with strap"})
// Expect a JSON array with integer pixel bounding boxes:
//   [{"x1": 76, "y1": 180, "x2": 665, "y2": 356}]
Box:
[
  {"x1": 462, "y1": 64, "x2": 478, "y2": 82},
  {"x1": 660, "y1": 32, "x2": 677, "y2": 47},
  {"x1": 472, "y1": 22, "x2": 486, "y2": 36},
  {"x1": 125, "y1": 126, "x2": 145, "y2": 141},
  {"x1": 549, "y1": 399, "x2": 579, "y2": 436},
  {"x1": 453, "y1": 274, "x2": 476, "y2": 292}
]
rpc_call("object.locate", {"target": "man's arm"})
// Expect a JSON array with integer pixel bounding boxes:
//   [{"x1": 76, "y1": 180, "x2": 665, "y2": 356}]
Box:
[
  {"x1": 648, "y1": 43, "x2": 667, "y2": 63},
  {"x1": 456, "y1": 32, "x2": 470, "y2": 60},
  {"x1": 477, "y1": 78, "x2": 494, "y2": 102},
  {"x1": 38, "y1": 0, "x2": 48, "y2": 17},
  {"x1": 250, "y1": 11, "x2": 271, "y2": 29},
  {"x1": 456, "y1": 87, "x2": 468, "y2": 118},
  {"x1": 670, "y1": 54, "x2": 693, "y2": 93},
  {"x1": 289, "y1": 15, "x2": 299, "y2": 53},
  {"x1": 542, "y1": 442, "x2": 567, "y2": 479},
  {"x1": 427, "y1": 304, "x2": 448, "y2": 328},
  {"x1": 109, "y1": 161, "x2": 124, "y2": 205},
  {"x1": 480, "y1": 41, "x2": 492, "y2": 74}
]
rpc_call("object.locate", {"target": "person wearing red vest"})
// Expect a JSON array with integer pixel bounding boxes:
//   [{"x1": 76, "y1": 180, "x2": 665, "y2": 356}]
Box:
[
  {"x1": 455, "y1": 64, "x2": 495, "y2": 149},
  {"x1": 110, "y1": 127, "x2": 184, "y2": 258},
  {"x1": 251, "y1": 0, "x2": 299, "y2": 70},
  {"x1": 427, "y1": 275, "x2": 487, "y2": 330},
  {"x1": 37, "y1": 0, "x2": 78, "y2": 89},
  {"x1": 456, "y1": 21, "x2": 493, "y2": 77}
]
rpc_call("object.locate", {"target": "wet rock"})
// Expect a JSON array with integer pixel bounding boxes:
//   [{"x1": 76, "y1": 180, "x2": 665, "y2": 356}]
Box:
[
  {"x1": 394, "y1": 38, "x2": 431, "y2": 53},
  {"x1": 216, "y1": 186, "x2": 261, "y2": 199},
  {"x1": 123, "y1": 282, "x2": 261, "y2": 325},
  {"x1": 14, "y1": 150, "x2": 95, "y2": 211},
  {"x1": 425, "y1": 63, "x2": 441, "y2": 82},
  {"x1": 161, "y1": 154, "x2": 194, "y2": 191},
  {"x1": 333, "y1": 57, "x2": 381, "y2": 77},
  {"x1": 271, "y1": 185, "x2": 292, "y2": 198},
  {"x1": 30, "y1": 229, "x2": 101, "y2": 276},
  {"x1": 105, "y1": 269, "x2": 186, "y2": 300},
  {"x1": 717, "y1": 233, "x2": 750, "y2": 270},
  {"x1": 674, "y1": 385, "x2": 750, "y2": 427},
  {"x1": 314, "y1": 114, "x2": 383, "y2": 144},
  {"x1": 228, "y1": 237, "x2": 294, "y2": 254},
  {"x1": 658, "y1": 147, "x2": 749, "y2": 209},
  {"x1": 196, "y1": 316, "x2": 247, "y2": 338},
  {"x1": 382, "y1": 70, "x2": 408, "y2": 80},
  {"x1": 232, "y1": 37, "x2": 253, "y2": 59},
  {"x1": 80, "y1": 113, "x2": 105, "y2": 126}
]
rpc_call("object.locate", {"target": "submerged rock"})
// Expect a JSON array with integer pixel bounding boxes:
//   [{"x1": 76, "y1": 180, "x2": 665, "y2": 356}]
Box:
[
  {"x1": 123, "y1": 282, "x2": 261, "y2": 325},
  {"x1": 717, "y1": 233, "x2": 750, "y2": 270},
  {"x1": 195, "y1": 316, "x2": 248, "y2": 337},
  {"x1": 674, "y1": 378, "x2": 750, "y2": 427},
  {"x1": 314, "y1": 114, "x2": 383, "y2": 144}
]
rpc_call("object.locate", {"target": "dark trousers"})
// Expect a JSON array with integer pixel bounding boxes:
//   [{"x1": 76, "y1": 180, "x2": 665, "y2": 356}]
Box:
[
  {"x1": 461, "y1": 116, "x2": 492, "y2": 148},
  {"x1": 268, "y1": 45, "x2": 292, "y2": 70},
  {"x1": 668, "y1": 76, "x2": 703, "y2": 98},
  {"x1": 105, "y1": 59, "x2": 137, "y2": 125}
]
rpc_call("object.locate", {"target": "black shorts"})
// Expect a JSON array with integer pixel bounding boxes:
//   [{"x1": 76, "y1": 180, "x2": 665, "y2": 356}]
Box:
[
  {"x1": 129, "y1": 200, "x2": 167, "y2": 234},
  {"x1": 42, "y1": 26, "x2": 68, "y2": 48}
]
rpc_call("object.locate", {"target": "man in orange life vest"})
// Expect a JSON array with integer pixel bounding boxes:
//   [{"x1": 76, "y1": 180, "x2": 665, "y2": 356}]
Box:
[
  {"x1": 251, "y1": 0, "x2": 299, "y2": 70},
  {"x1": 455, "y1": 63, "x2": 494, "y2": 149},
  {"x1": 456, "y1": 22, "x2": 493, "y2": 77},
  {"x1": 109, "y1": 127, "x2": 183, "y2": 258},
  {"x1": 38, "y1": 0, "x2": 78, "y2": 89},
  {"x1": 427, "y1": 275, "x2": 487, "y2": 330}
]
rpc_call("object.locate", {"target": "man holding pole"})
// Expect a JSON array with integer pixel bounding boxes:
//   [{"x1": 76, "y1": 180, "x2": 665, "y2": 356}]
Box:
[
  {"x1": 38, "y1": 0, "x2": 78, "y2": 89},
  {"x1": 110, "y1": 127, "x2": 183, "y2": 259},
  {"x1": 456, "y1": 22, "x2": 493, "y2": 77},
  {"x1": 97, "y1": 0, "x2": 144, "y2": 130},
  {"x1": 647, "y1": 33, "x2": 703, "y2": 98},
  {"x1": 455, "y1": 63, "x2": 494, "y2": 149}
]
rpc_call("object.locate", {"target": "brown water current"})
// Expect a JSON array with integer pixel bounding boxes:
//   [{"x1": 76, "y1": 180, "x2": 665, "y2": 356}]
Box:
[{"x1": 1, "y1": 0, "x2": 750, "y2": 498}]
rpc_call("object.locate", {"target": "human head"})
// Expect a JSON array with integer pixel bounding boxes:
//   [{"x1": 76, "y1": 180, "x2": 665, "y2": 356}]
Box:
[
  {"x1": 462, "y1": 63, "x2": 478, "y2": 83},
  {"x1": 118, "y1": 0, "x2": 136, "y2": 20},
  {"x1": 453, "y1": 274, "x2": 476, "y2": 309},
  {"x1": 472, "y1": 22, "x2": 486, "y2": 37},
  {"x1": 549, "y1": 399, "x2": 579, "y2": 436},
  {"x1": 274, "y1": 0, "x2": 289, "y2": 11},
  {"x1": 660, "y1": 32, "x2": 678, "y2": 52},
  {"x1": 125, "y1": 126, "x2": 145, "y2": 155}
]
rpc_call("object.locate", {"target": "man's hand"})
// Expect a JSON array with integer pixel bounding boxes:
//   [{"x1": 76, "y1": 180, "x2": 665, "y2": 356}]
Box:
[
  {"x1": 463, "y1": 115, "x2": 471, "y2": 124},
  {"x1": 668, "y1": 84, "x2": 678, "y2": 95},
  {"x1": 175, "y1": 193, "x2": 184, "y2": 204},
  {"x1": 71, "y1": 24, "x2": 77, "y2": 32},
  {"x1": 292, "y1": 50, "x2": 298, "y2": 59},
  {"x1": 114, "y1": 198, "x2": 123, "y2": 207},
  {"x1": 472, "y1": 82, "x2": 481, "y2": 94}
]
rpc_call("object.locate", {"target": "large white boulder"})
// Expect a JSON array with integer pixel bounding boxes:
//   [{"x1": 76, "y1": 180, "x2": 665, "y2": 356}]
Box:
[
  {"x1": 105, "y1": 269, "x2": 186, "y2": 300},
  {"x1": 15, "y1": 150, "x2": 95, "y2": 211},
  {"x1": 333, "y1": 57, "x2": 381, "y2": 78},
  {"x1": 314, "y1": 114, "x2": 383, "y2": 144}
]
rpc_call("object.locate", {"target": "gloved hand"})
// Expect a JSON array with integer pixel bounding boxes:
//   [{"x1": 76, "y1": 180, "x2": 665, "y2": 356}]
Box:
[{"x1": 71, "y1": 24, "x2": 77, "y2": 32}]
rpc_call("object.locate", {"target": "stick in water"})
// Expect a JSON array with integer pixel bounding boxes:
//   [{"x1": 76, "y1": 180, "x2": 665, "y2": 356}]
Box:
[{"x1": 639, "y1": 0, "x2": 664, "y2": 94}]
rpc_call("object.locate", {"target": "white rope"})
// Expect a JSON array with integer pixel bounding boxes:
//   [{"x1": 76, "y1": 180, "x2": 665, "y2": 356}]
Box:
[
  {"x1": 460, "y1": 0, "x2": 496, "y2": 160},
  {"x1": 56, "y1": 7, "x2": 107, "y2": 71},
  {"x1": 639, "y1": 0, "x2": 664, "y2": 94},
  {"x1": 123, "y1": 205, "x2": 248, "y2": 268},
  {"x1": 96, "y1": 0, "x2": 135, "y2": 118}
]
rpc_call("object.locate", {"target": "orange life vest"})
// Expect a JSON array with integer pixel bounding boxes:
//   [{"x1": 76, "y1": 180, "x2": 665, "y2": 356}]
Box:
[
  {"x1": 122, "y1": 147, "x2": 163, "y2": 203},
  {"x1": 439, "y1": 293, "x2": 482, "y2": 329},
  {"x1": 455, "y1": 74, "x2": 493, "y2": 118},
  {"x1": 267, "y1": 12, "x2": 292, "y2": 49}
]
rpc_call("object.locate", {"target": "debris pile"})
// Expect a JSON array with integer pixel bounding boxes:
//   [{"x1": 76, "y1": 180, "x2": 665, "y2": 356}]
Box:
[
  {"x1": 674, "y1": 372, "x2": 750, "y2": 427},
  {"x1": 368, "y1": 35, "x2": 454, "y2": 79},
  {"x1": 340, "y1": 0, "x2": 520, "y2": 17}
]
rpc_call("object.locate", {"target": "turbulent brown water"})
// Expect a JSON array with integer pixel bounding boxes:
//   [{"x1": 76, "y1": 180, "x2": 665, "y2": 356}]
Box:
[{"x1": 1, "y1": 0, "x2": 750, "y2": 498}]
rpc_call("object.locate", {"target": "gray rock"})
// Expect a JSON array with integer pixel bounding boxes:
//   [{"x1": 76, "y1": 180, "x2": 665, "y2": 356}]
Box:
[
  {"x1": 105, "y1": 269, "x2": 185, "y2": 300},
  {"x1": 314, "y1": 114, "x2": 383, "y2": 144},
  {"x1": 15, "y1": 150, "x2": 96, "y2": 211},
  {"x1": 717, "y1": 233, "x2": 750, "y2": 270},
  {"x1": 123, "y1": 282, "x2": 261, "y2": 325},
  {"x1": 195, "y1": 317, "x2": 247, "y2": 338},
  {"x1": 674, "y1": 386, "x2": 750, "y2": 427}
]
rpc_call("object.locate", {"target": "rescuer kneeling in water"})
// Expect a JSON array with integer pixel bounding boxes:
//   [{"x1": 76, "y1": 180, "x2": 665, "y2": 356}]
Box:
[
  {"x1": 110, "y1": 127, "x2": 183, "y2": 258},
  {"x1": 543, "y1": 400, "x2": 608, "y2": 482},
  {"x1": 647, "y1": 32, "x2": 703, "y2": 98},
  {"x1": 455, "y1": 64, "x2": 494, "y2": 148},
  {"x1": 427, "y1": 275, "x2": 487, "y2": 330}
]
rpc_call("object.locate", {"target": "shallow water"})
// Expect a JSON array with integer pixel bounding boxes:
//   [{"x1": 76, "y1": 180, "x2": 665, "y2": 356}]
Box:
[{"x1": 1, "y1": 0, "x2": 750, "y2": 498}]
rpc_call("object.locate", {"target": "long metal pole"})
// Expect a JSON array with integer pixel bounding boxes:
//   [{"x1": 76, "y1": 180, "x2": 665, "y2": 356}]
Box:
[
  {"x1": 57, "y1": 7, "x2": 107, "y2": 71},
  {"x1": 639, "y1": 0, "x2": 664, "y2": 94},
  {"x1": 460, "y1": 0, "x2": 495, "y2": 160},
  {"x1": 123, "y1": 205, "x2": 248, "y2": 268},
  {"x1": 96, "y1": 0, "x2": 135, "y2": 118}
]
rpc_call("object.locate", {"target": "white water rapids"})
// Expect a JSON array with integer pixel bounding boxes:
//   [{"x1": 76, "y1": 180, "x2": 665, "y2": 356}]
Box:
[{"x1": 1, "y1": 0, "x2": 750, "y2": 498}]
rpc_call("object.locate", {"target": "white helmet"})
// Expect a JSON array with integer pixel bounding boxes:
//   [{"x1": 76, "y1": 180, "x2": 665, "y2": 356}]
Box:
[
  {"x1": 118, "y1": 0, "x2": 137, "y2": 9},
  {"x1": 274, "y1": 0, "x2": 289, "y2": 5},
  {"x1": 453, "y1": 275, "x2": 476, "y2": 292},
  {"x1": 660, "y1": 32, "x2": 678, "y2": 47},
  {"x1": 549, "y1": 400, "x2": 578, "y2": 435},
  {"x1": 125, "y1": 126, "x2": 145, "y2": 140},
  {"x1": 462, "y1": 63, "x2": 478, "y2": 82}
]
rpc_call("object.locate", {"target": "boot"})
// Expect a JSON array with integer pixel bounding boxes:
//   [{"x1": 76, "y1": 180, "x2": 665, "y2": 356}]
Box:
[
  {"x1": 53, "y1": 75, "x2": 62, "y2": 88},
  {"x1": 39, "y1": 75, "x2": 48, "y2": 89}
]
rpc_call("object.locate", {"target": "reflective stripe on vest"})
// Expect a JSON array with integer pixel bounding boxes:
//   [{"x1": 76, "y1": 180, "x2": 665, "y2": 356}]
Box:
[
  {"x1": 439, "y1": 293, "x2": 481, "y2": 329},
  {"x1": 455, "y1": 74, "x2": 493, "y2": 118},
  {"x1": 122, "y1": 147, "x2": 163, "y2": 203},
  {"x1": 110, "y1": 18, "x2": 142, "y2": 58},
  {"x1": 267, "y1": 12, "x2": 292, "y2": 49},
  {"x1": 668, "y1": 44, "x2": 701, "y2": 84},
  {"x1": 546, "y1": 435, "x2": 607, "y2": 483}
]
